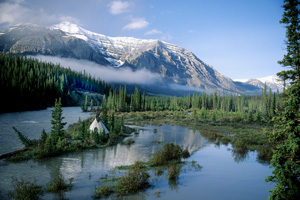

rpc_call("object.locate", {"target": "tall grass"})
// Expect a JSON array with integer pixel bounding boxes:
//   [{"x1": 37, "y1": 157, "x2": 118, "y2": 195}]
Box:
[
  {"x1": 116, "y1": 161, "x2": 150, "y2": 195},
  {"x1": 9, "y1": 177, "x2": 43, "y2": 200}
]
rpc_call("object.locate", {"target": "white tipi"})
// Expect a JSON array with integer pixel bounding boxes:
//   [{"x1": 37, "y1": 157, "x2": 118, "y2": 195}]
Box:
[{"x1": 89, "y1": 114, "x2": 109, "y2": 134}]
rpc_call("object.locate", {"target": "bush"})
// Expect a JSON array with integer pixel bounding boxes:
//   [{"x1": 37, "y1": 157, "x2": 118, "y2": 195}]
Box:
[
  {"x1": 116, "y1": 161, "x2": 150, "y2": 195},
  {"x1": 94, "y1": 186, "x2": 113, "y2": 198},
  {"x1": 181, "y1": 149, "x2": 190, "y2": 159},
  {"x1": 151, "y1": 143, "x2": 183, "y2": 166},
  {"x1": 9, "y1": 177, "x2": 43, "y2": 200},
  {"x1": 48, "y1": 174, "x2": 73, "y2": 192}
]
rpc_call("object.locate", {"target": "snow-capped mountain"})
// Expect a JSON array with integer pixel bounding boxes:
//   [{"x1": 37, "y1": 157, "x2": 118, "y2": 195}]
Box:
[
  {"x1": 234, "y1": 76, "x2": 285, "y2": 92},
  {"x1": 0, "y1": 22, "x2": 258, "y2": 93}
]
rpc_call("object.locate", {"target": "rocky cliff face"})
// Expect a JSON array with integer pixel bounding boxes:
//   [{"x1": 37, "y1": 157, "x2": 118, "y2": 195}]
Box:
[
  {"x1": 0, "y1": 24, "x2": 111, "y2": 65},
  {"x1": 0, "y1": 22, "x2": 256, "y2": 93}
]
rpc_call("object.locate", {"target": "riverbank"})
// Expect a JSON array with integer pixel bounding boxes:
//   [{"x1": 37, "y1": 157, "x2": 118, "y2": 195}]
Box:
[{"x1": 116, "y1": 110, "x2": 274, "y2": 162}]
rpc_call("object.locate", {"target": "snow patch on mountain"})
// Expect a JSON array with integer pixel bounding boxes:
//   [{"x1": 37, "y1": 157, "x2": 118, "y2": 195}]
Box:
[{"x1": 50, "y1": 22, "x2": 197, "y2": 64}]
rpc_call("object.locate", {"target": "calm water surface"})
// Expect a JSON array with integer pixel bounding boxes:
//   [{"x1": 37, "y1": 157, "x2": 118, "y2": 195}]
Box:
[
  {"x1": 0, "y1": 108, "x2": 274, "y2": 199},
  {"x1": 0, "y1": 107, "x2": 92, "y2": 154}
]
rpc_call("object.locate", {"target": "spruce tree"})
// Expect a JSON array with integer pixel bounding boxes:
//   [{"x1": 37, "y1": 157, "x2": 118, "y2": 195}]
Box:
[
  {"x1": 265, "y1": 0, "x2": 300, "y2": 199},
  {"x1": 101, "y1": 95, "x2": 108, "y2": 126},
  {"x1": 51, "y1": 98, "x2": 67, "y2": 139},
  {"x1": 40, "y1": 129, "x2": 47, "y2": 144},
  {"x1": 90, "y1": 99, "x2": 93, "y2": 111}
]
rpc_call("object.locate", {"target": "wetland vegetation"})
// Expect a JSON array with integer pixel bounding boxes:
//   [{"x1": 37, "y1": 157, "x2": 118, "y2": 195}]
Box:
[{"x1": 94, "y1": 143, "x2": 199, "y2": 198}]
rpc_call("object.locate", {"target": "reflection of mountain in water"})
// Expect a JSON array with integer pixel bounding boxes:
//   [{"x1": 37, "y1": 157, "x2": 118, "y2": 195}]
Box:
[
  {"x1": 103, "y1": 124, "x2": 208, "y2": 169},
  {"x1": 59, "y1": 124, "x2": 208, "y2": 177}
]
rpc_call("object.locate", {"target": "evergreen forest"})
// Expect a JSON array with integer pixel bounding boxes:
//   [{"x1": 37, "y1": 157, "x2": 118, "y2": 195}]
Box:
[
  {"x1": 0, "y1": 52, "x2": 110, "y2": 113},
  {"x1": 103, "y1": 85, "x2": 283, "y2": 123}
]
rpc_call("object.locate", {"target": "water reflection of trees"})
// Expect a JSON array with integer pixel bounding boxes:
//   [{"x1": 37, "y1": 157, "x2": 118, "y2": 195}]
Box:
[
  {"x1": 231, "y1": 148, "x2": 249, "y2": 163},
  {"x1": 168, "y1": 179, "x2": 180, "y2": 192},
  {"x1": 199, "y1": 128, "x2": 272, "y2": 164}
]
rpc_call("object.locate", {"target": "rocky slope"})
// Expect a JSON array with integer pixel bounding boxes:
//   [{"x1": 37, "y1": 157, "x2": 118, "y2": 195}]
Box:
[{"x1": 0, "y1": 22, "x2": 256, "y2": 93}]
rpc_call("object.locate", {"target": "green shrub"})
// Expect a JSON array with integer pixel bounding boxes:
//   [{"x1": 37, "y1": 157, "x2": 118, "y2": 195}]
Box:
[
  {"x1": 181, "y1": 149, "x2": 190, "y2": 159},
  {"x1": 151, "y1": 143, "x2": 182, "y2": 166},
  {"x1": 116, "y1": 161, "x2": 150, "y2": 195},
  {"x1": 151, "y1": 150, "x2": 165, "y2": 166},
  {"x1": 48, "y1": 174, "x2": 73, "y2": 192},
  {"x1": 9, "y1": 177, "x2": 43, "y2": 200},
  {"x1": 94, "y1": 186, "x2": 113, "y2": 198}
]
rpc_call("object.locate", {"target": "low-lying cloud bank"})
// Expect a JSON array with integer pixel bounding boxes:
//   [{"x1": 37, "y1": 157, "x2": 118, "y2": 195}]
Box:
[{"x1": 31, "y1": 55, "x2": 163, "y2": 85}]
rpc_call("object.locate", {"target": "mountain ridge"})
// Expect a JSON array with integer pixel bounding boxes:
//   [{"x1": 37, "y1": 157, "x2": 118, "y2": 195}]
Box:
[
  {"x1": 234, "y1": 75, "x2": 284, "y2": 92},
  {"x1": 0, "y1": 22, "x2": 267, "y2": 94}
]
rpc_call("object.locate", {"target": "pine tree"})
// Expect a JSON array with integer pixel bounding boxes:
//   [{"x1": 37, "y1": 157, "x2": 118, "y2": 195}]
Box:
[
  {"x1": 40, "y1": 129, "x2": 47, "y2": 144},
  {"x1": 90, "y1": 99, "x2": 93, "y2": 111},
  {"x1": 13, "y1": 127, "x2": 32, "y2": 148},
  {"x1": 51, "y1": 98, "x2": 67, "y2": 139},
  {"x1": 81, "y1": 121, "x2": 86, "y2": 140},
  {"x1": 101, "y1": 95, "x2": 108, "y2": 126},
  {"x1": 265, "y1": 1, "x2": 300, "y2": 199},
  {"x1": 81, "y1": 95, "x2": 88, "y2": 112}
]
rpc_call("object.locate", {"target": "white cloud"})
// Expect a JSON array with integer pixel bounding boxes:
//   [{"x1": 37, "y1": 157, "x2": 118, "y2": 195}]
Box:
[
  {"x1": 123, "y1": 18, "x2": 149, "y2": 30},
  {"x1": 160, "y1": 33, "x2": 173, "y2": 41},
  {"x1": 31, "y1": 55, "x2": 162, "y2": 85},
  {"x1": 58, "y1": 16, "x2": 80, "y2": 25},
  {"x1": 145, "y1": 29, "x2": 162, "y2": 35},
  {"x1": 0, "y1": 1, "x2": 79, "y2": 27},
  {"x1": 108, "y1": 1, "x2": 131, "y2": 15}
]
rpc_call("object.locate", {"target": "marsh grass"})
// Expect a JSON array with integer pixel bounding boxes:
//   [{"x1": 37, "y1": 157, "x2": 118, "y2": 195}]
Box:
[
  {"x1": 150, "y1": 143, "x2": 185, "y2": 166},
  {"x1": 119, "y1": 110, "x2": 274, "y2": 162},
  {"x1": 9, "y1": 177, "x2": 43, "y2": 200},
  {"x1": 116, "y1": 161, "x2": 150, "y2": 195},
  {"x1": 95, "y1": 143, "x2": 196, "y2": 198},
  {"x1": 94, "y1": 186, "x2": 113, "y2": 198},
  {"x1": 48, "y1": 175, "x2": 73, "y2": 193}
]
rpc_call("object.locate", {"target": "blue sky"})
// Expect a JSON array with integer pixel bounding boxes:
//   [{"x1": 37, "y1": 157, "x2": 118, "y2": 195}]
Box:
[{"x1": 0, "y1": 0, "x2": 285, "y2": 79}]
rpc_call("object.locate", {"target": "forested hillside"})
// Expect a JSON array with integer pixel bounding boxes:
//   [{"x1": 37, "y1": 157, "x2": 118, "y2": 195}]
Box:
[{"x1": 0, "y1": 53, "x2": 110, "y2": 113}]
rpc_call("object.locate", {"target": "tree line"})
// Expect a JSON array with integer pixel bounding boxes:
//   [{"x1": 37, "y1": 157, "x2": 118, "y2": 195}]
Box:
[
  {"x1": 104, "y1": 84, "x2": 283, "y2": 122},
  {"x1": 0, "y1": 52, "x2": 111, "y2": 113}
]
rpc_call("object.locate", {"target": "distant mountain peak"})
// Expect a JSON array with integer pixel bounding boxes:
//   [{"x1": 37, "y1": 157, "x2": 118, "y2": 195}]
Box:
[
  {"x1": 51, "y1": 21, "x2": 82, "y2": 34},
  {"x1": 234, "y1": 75, "x2": 284, "y2": 92},
  {"x1": 0, "y1": 22, "x2": 264, "y2": 94}
]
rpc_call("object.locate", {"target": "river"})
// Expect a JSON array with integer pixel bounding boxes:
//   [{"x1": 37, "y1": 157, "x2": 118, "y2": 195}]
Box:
[{"x1": 0, "y1": 108, "x2": 274, "y2": 199}]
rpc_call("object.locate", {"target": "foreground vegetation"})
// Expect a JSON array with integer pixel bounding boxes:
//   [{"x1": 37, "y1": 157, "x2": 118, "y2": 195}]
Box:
[
  {"x1": 94, "y1": 143, "x2": 199, "y2": 198},
  {"x1": 8, "y1": 175, "x2": 73, "y2": 200},
  {"x1": 265, "y1": 0, "x2": 300, "y2": 199}
]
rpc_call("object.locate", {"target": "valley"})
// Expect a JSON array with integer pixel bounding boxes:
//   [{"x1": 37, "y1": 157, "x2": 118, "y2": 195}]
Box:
[{"x1": 0, "y1": 0, "x2": 299, "y2": 198}]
